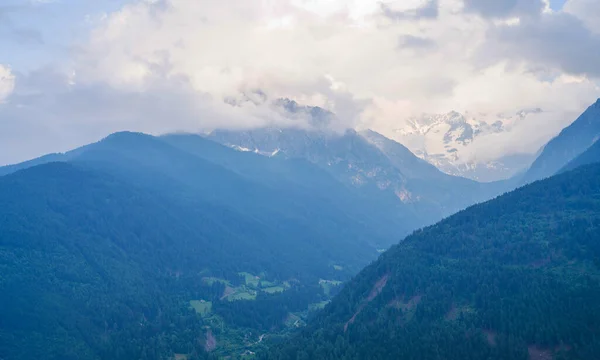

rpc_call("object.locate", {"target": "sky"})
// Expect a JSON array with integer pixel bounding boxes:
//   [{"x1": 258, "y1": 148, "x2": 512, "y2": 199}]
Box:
[{"x1": 0, "y1": 0, "x2": 599, "y2": 165}]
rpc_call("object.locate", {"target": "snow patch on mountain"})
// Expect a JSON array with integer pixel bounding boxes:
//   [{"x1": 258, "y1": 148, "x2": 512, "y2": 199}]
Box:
[{"x1": 386, "y1": 109, "x2": 540, "y2": 182}]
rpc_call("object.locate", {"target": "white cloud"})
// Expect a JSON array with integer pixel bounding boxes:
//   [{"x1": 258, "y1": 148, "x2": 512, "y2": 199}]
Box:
[
  {"x1": 0, "y1": 65, "x2": 15, "y2": 103},
  {"x1": 75, "y1": 0, "x2": 478, "y2": 118}
]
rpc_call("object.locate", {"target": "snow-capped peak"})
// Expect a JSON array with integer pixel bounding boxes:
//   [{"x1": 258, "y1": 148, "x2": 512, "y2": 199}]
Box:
[{"x1": 386, "y1": 109, "x2": 540, "y2": 181}]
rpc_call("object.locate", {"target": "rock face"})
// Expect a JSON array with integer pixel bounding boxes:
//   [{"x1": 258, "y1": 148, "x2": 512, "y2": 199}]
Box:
[
  {"x1": 522, "y1": 99, "x2": 600, "y2": 184},
  {"x1": 387, "y1": 109, "x2": 540, "y2": 182}
]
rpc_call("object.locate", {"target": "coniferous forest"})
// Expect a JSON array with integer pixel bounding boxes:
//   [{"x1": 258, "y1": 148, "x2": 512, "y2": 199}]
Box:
[{"x1": 263, "y1": 163, "x2": 600, "y2": 360}]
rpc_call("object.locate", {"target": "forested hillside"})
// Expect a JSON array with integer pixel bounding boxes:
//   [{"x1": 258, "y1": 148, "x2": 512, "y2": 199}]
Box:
[
  {"x1": 1, "y1": 132, "x2": 414, "y2": 248},
  {"x1": 160, "y1": 133, "x2": 406, "y2": 242},
  {"x1": 264, "y1": 163, "x2": 600, "y2": 360},
  {"x1": 0, "y1": 163, "x2": 216, "y2": 360},
  {"x1": 0, "y1": 135, "x2": 395, "y2": 360}
]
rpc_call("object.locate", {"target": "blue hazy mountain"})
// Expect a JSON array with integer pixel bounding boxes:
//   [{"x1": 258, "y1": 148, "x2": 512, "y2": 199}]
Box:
[
  {"x1": 0, "y1": 132, "x2": 419, "y2": 359},
  {"x1": 209, "y1": 127, "x2": 504, "y2": 228},
  {"x1": 522, "y1": 98, "x2": 600, "y2": 184},
  {"x1": 160, "y1": 133, "x2": 407, "y2": 242},
  {"x1": 559, "y1": 137, "x2": 600, "y2": 174}
]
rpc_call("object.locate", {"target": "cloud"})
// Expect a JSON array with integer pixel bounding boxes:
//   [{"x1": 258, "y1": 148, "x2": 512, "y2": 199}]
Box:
[
  {"x1": 0, "y1": 67, "x2": 355, "y2": 165},
  {"x1": 0, "y1": 65, "x2": 15, "y2": 103},
  {"x1": 461, "y1": 74, "x2": 600, "y2": 161},
  {"x1": 1, "y1": 27, "x2": 44, "y2": 44},
  {"x1": 462, "y1": 0, "x2": 546, "y2": 18},
  {"x1": 0, "y1": 4, "x2": 21, "y2": 18},
  {"x1": 0, "y1": 1, "x2": 49, "y2": 45},
  {"x1": 0, "y1": 0, "x2": 599, "y2": 167},
  {"x1": 564, "y1": 0, "x2": 600, "y2": 33},
  {"x1": 483, "y1": 12, "x2": 600, "y2": 77},
  {"x1": 73, "y1": 0, "x2": 478, "y2": 112},
  {"x1": 398, "y1": 35, "x2": 436, "y2": 49},
  {"x1": 381, "y1": 0, "x2": 439, "y2": 21}
]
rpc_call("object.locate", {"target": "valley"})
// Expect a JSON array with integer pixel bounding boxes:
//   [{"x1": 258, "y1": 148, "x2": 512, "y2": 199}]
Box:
[{"x1": 0, "y1": 98, "x2": 598, "y2": 360}]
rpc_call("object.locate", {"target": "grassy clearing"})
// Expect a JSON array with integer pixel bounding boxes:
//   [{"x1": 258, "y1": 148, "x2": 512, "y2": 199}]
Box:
[
  {"x1": 202, "y1": 277, "x2": 230, "y2": 286},
  {"x1": 189, "y1": 300, "x2": 212, "y2": 316},
  {"x1": 227, "y1": 289, "x2": 257, "y2": 301},
  {"x1": 260, "y1": 280, "x2": 276, "y2": 288},
  {"x1": 309, "y1": 300, "x2": 330, "y2": 311},
  {"x1": 445, "y1": 304, "x2": 475, "y2": 321},
  {"x1": 239, "y1": 272, "x2": 260, "y2": 288},
  {"x1": 319, "y1": 279, "x2": 343, "y2": 296},
  {"x1": 284, "y1": 313, "x2": 305, "y2": 328},
  {"x1": 262, "y1": 286, "x2": 285, "y2": 294}
]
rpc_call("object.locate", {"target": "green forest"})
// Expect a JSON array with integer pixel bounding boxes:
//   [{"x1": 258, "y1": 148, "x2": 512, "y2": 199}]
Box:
[
  {"x1": 0, "y1": 162, "x2": 340, "y2": 359},
  {"x1": 263, "y1": 163, "x2": 600, "y2": 360}
]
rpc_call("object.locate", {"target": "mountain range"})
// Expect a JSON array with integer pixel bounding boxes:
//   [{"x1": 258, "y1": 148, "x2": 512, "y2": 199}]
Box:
[
  {"x1": 386, "y1": 109, "x2": 542, "y2": 182},
  {"x1": 0, "y1": 126, "x2": 507, "y2": 360},
  {"x1": 0, "y1": 132, "x2": 400, "y2": 359},
  {"x1": 0, "y1": 97, "x2": 598, "y2": 360},
  {"x1": 208, "y1": 126, "x2": 502, "y2": 226}
]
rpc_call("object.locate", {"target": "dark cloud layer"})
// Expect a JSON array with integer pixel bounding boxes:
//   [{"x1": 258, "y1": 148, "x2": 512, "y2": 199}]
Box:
[
  {"x1": 0, "y1": 27, "x2": 44, "y2": 44},
  {"x1": 0, "y1": 2, "x2": 45, "y2": 45},
  {"x1": 398, "y1": 35, "x2": 436, "y2": 49},
  {"x1": 463, "y1": 0, "x2": 545, "y2": 18},
  {"x1": 484, "y1": 12, "x2": 600, "y2": 77},
  {"x1": 381, "y1": 0, "x2": 439, "y2": 21}
]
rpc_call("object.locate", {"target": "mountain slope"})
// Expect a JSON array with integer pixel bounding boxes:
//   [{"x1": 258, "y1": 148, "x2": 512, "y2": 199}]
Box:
[
  {"x1": 359, "y1": 129, "x2": 449, "y2": 180},
  {"x1": 0, "y1": 153, "x2": 64, "y2": 177},
  {"x1": 0, "y1": 133, "x2": 415, "y2": 359},
  {"x1": 0, "y1": 163, "x2": 219, "y2": 360},
  {"x1": 264, "y1": 163, "x2": 600, "y2": 360},
  {"x1": 2, "y1": 132, "x2": 386, "y2": 273},
  {"x1": 209, "y1": 127, "x2": 501, "y2": 227},
  {"x1": 522, "y1": 99, "x2": 600, "y2": 184},
  {"x1": 160, "y1": 133, "x2": 405, "y2": 242},
  {"x1": 560, "y1": 138, "x2": 600, "y2": 174},
  {"x1": 0, "y1": 132, "x2": 409, "y2": 249}
]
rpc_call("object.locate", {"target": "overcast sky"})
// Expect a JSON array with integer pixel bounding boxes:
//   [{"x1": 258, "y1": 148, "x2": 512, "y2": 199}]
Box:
[{"x1": 0, "y1": 0, "x2": 599, "y2": 165}]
